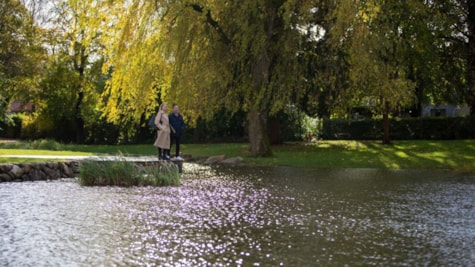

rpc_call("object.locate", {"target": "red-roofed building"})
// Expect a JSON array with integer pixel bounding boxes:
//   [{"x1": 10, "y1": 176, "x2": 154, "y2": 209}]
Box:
[{"x1": 9, "y1": 101, "x2": 35, "y2": 113}]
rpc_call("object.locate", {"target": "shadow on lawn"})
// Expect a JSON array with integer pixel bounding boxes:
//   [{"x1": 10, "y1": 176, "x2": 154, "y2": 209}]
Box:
[
  {"x1": 288, "y1": 140, "x2": 475, "y2": 170},
  {"x1": 363, "y1": 141, "x2": 474, "y2": 170}
]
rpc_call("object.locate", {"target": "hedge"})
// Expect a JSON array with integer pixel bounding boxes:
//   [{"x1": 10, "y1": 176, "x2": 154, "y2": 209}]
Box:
[
  {"x1": 0, "y1": 115, "x2": 22, "y2": 139},
  {"x1": 322, "y1": 116, "x2": 475, "y2": 140}
]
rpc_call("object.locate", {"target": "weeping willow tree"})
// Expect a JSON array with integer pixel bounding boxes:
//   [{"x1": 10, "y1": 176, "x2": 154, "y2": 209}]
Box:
[{"x1": 102, "y1": 0, "x2": 317, "y2": 156}]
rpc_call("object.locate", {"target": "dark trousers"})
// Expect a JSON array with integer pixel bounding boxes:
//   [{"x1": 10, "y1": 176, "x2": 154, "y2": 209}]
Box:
[
  {"x1": 169, "y1": 135, "x2": 181, "y2": 157},
  {"x1": 158, "y1": 148, "x2": 169, "y2": 158}
]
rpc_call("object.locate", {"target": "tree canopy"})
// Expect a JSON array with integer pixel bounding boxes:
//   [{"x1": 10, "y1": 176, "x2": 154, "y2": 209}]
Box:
[
  {"x1": 0, "y1": 0, "x2": 44, "y2": 122},
  {"x1": 2, "y1": 0, "x2": 473, "y2": 150},
  {"x1": 101, "y1": 0, "x2": 323, "y2": 155}
]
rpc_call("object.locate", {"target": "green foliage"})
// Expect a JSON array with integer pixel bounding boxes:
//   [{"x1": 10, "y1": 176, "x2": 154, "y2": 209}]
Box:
[
  {"x1": 0, "y1": 114, "x2": 22, "y2": 138},
  {"x1": 340, "y1": 1, "x2": 415, "y2": 111},
  {"x1": 84, "y1": 118, "x2": 121, "y2": 145},
  {"x1": 37, "y1": 59, "x2": 80, "y2": 119},
  {"x1": 0, "y1": 139, "x2": 64, "y2": 150},
  {"x1": 101, "y1": 0, "x2": 320, "y2": 156},
  {"x1": 0, "y1": 0, "x2": 45, "y2": 119},
  {"x1": 19, "y1": 112, "x2": 76, "y2": 142},
  {"x1": 322, "y1": 116, "x2": 475, "y2": 140},
  {"x1": 78, "y1": 157, "x2": 180, "y2": 187},
  {"x1": 3, "y1": 0, "x2": 473, "y2": 150},
  {"x1": 183, "y1": 109, "x2": 247, "y2": 143},
  {"x1": 27, "y1": 139, "x2": 63, "y2": 151},
  {"x1": 301, "y1": 115, "x2": 321, "y2": 139}
]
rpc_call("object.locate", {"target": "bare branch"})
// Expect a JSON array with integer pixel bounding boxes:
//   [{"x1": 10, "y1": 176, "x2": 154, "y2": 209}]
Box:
[{"x1": 188, "y1": 4, "x2": 232, "y2": 45}]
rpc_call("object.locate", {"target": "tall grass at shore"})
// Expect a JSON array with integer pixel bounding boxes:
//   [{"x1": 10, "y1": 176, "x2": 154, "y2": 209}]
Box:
[{"x1": 78, "y1": 157, "x2": 180, "y2": 187}]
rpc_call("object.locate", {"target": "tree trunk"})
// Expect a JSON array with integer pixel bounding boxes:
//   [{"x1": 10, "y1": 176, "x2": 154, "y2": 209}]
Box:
[
  {"x1": 73, "y1": 40, "x2": 87, "y2": 144},
  {"x1": 382, "y1": 100, "x2": 390, "y2": 145},
  {"x1": 248, "y1": 108, "x2": 272, "y2": 157},
  {"x1": 74, "y1": 62, "x2": 85, "y2": 144},
  {"x1": 468, "y1": 1, "x2": 475, "y2": 115},
  {"x1": 75, "y1": 90, "x2": 85, "y2": 144}
]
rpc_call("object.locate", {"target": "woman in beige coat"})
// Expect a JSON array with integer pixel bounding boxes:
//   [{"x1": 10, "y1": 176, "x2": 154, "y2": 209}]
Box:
[{"x1": 153, "y1": 103, "x2": 171, "y2": 160}]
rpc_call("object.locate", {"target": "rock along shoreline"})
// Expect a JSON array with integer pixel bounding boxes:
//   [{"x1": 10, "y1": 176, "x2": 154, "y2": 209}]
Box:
[
  {"x1": 0, "y1": 161, "x2": 80, "y2": 183},
  {"x1": 0, "y1": 154, "x2": 244, "y2": 183}
]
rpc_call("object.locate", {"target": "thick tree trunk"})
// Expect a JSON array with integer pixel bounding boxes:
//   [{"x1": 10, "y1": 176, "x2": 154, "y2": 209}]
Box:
[
  {"x1": 73, "y1": 41, "x2": 87, "y2": 144},
  {"x1": 382, "y1": 100, "x2": 390, "y2": 145},
  {"x1": 248, "y1": 108, "x2": 272, "y2": 157},
  {"x1": 74, "y1": 63, "x2": 85, "y2": 144},
  {"x1": 468, "y1": 1, "x2": 475, "y2": 115}
]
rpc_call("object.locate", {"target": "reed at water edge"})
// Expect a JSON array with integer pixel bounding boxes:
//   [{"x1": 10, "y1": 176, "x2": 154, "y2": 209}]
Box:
[{"x1": 78, "y1": 157, "x2": 180, "y2": 187}]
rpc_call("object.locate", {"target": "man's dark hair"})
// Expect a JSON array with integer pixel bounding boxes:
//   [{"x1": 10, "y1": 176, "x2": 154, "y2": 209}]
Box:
[{"x1": 172, "y1": 104, "x2": 178, "y2": 108}]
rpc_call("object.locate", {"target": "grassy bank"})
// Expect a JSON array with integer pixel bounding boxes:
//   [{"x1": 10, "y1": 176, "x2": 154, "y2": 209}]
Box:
[
  {"x1": 1, "y1": 139, "x2": 474, "y2": 172},
  {"x1": 186, "y1": 140, "x2": 475, "y2": 172}
]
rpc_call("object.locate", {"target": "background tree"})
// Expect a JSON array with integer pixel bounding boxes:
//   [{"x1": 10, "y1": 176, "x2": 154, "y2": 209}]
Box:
[
  {"x1": 12, "y1": 0, "x2": 471, "y2": 144},
  {"x1": 0, "y1": 0, "x2": 44, "y2": 123},
  {"x1": 411, "y1": 1, "x2": 470, "y2": 114},
  {"x1": 333, "y1": 1, "x2": 416, "y2": 144},
  {"x1": 468, "y1": 1, "x2": 475, "y2": 114},
  {"x1": 42, "y1": 0, "x2": 109, "y2": 143},
  {"x1": 297, "y1": 0, "x2": 350, "y2": 121},
  {"x1": 100, "y1": 0, "x2": 168, "y2": 142}
]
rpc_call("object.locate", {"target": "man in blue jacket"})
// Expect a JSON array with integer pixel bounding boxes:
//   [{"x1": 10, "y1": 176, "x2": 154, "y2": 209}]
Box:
[{"x1": 168, "y1": 104, "x2": 185, "y2": 161}]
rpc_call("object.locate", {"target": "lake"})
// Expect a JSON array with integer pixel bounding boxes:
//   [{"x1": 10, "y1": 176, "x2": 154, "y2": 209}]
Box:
[{"x1": 1, "y1": 164, "x2": 474, "y2": 266}]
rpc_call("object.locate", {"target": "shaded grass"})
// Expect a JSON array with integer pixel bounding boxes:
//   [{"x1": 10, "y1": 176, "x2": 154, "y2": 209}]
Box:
[{"x1": 1, "y1": 139, "x2": 474, "y2": 172}]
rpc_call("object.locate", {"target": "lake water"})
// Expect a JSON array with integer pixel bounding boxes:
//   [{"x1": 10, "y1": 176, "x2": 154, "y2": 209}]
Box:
[{"x1": 1, "y1": 164, "x2": 474, "y2": 266}]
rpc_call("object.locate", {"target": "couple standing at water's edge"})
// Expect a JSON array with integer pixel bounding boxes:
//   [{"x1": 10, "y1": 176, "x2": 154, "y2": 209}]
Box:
[{"x1": 153, "y1": 103, "x2": 185, "y2": 161}]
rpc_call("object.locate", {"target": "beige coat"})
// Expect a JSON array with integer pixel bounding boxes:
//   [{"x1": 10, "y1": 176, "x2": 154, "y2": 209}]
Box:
[{"x1": 153, "y1": 110, "x2": 170, "y2": 149}]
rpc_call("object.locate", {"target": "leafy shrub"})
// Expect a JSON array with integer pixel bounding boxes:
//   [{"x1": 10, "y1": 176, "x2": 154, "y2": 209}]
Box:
[
  {"x1": 182, "y1": 109, "x2": 248, "y2": 143},
  {"x1": 322, "y1": 116, "x2": 475, "y2": 140},
  {"x1": 0, "y1": 114, "x2": 22, "y2": 138},
  {"x1": 84, "y1": 118, "x2": 120, "y2": 145},
  {"x1": 28, "y1": 139, "x2": 63, "y2": 150}
]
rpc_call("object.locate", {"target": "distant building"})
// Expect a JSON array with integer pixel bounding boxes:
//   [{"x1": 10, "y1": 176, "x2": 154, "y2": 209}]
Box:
[
  {"x1": 9, "y1": 101, "x2": 35, "y2": 113},
  {"x1": 421, "y1": 105, "x2": 470, "y2": 117}
]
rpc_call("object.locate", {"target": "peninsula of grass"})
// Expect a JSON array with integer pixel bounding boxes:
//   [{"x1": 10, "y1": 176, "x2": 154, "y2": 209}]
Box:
[
  {"x1": 1, "y1": 139, "x2": 474, "y2": 172},
  {"x1": 78, "y1": 158, "x2": 180, "y2": 187}
]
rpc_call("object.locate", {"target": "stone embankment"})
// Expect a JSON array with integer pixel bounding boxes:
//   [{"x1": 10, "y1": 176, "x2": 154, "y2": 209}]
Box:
[
  {"x1": 0, "y1": 154, "x2": 244, "y2": 183},
  {"x1": 0, "y1": 161, "x2": 80, "y2": 183}
]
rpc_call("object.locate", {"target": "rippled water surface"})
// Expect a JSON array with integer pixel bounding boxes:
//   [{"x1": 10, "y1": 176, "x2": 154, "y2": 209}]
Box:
[{"x1": 1, "y1": 165, "x2": 474, "y2": 266}]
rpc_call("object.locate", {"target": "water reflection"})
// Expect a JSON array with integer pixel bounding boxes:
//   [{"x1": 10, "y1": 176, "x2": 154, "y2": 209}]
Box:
[{"x1": 0, "y1": 165, "x2": 474, "y2": 266}]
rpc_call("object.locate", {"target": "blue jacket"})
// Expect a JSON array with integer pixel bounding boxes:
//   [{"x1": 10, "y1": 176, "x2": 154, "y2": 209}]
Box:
[{"x1": 169, "y1": 113, "x2": 185, "y2": 137}]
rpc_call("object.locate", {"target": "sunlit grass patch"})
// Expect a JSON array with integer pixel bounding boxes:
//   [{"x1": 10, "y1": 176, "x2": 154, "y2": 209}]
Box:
[
  {"x1": 0, "y1": 158, "x2": 51, "y2": 164},
  {"x1": 394, "y1": 151, "x2": 409, "y2": 159},
  {"x1": 0, "y1": 149, "x2": 93, "y2": 156}
]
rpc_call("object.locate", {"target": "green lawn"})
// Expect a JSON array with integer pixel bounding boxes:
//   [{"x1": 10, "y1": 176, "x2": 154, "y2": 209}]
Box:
[
  {"x1": 0, "y1": 158, "x2": 54, "y2": 163},
  {"x1": 1, "y1": 139, "x2": 474, "y2": 172}
]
